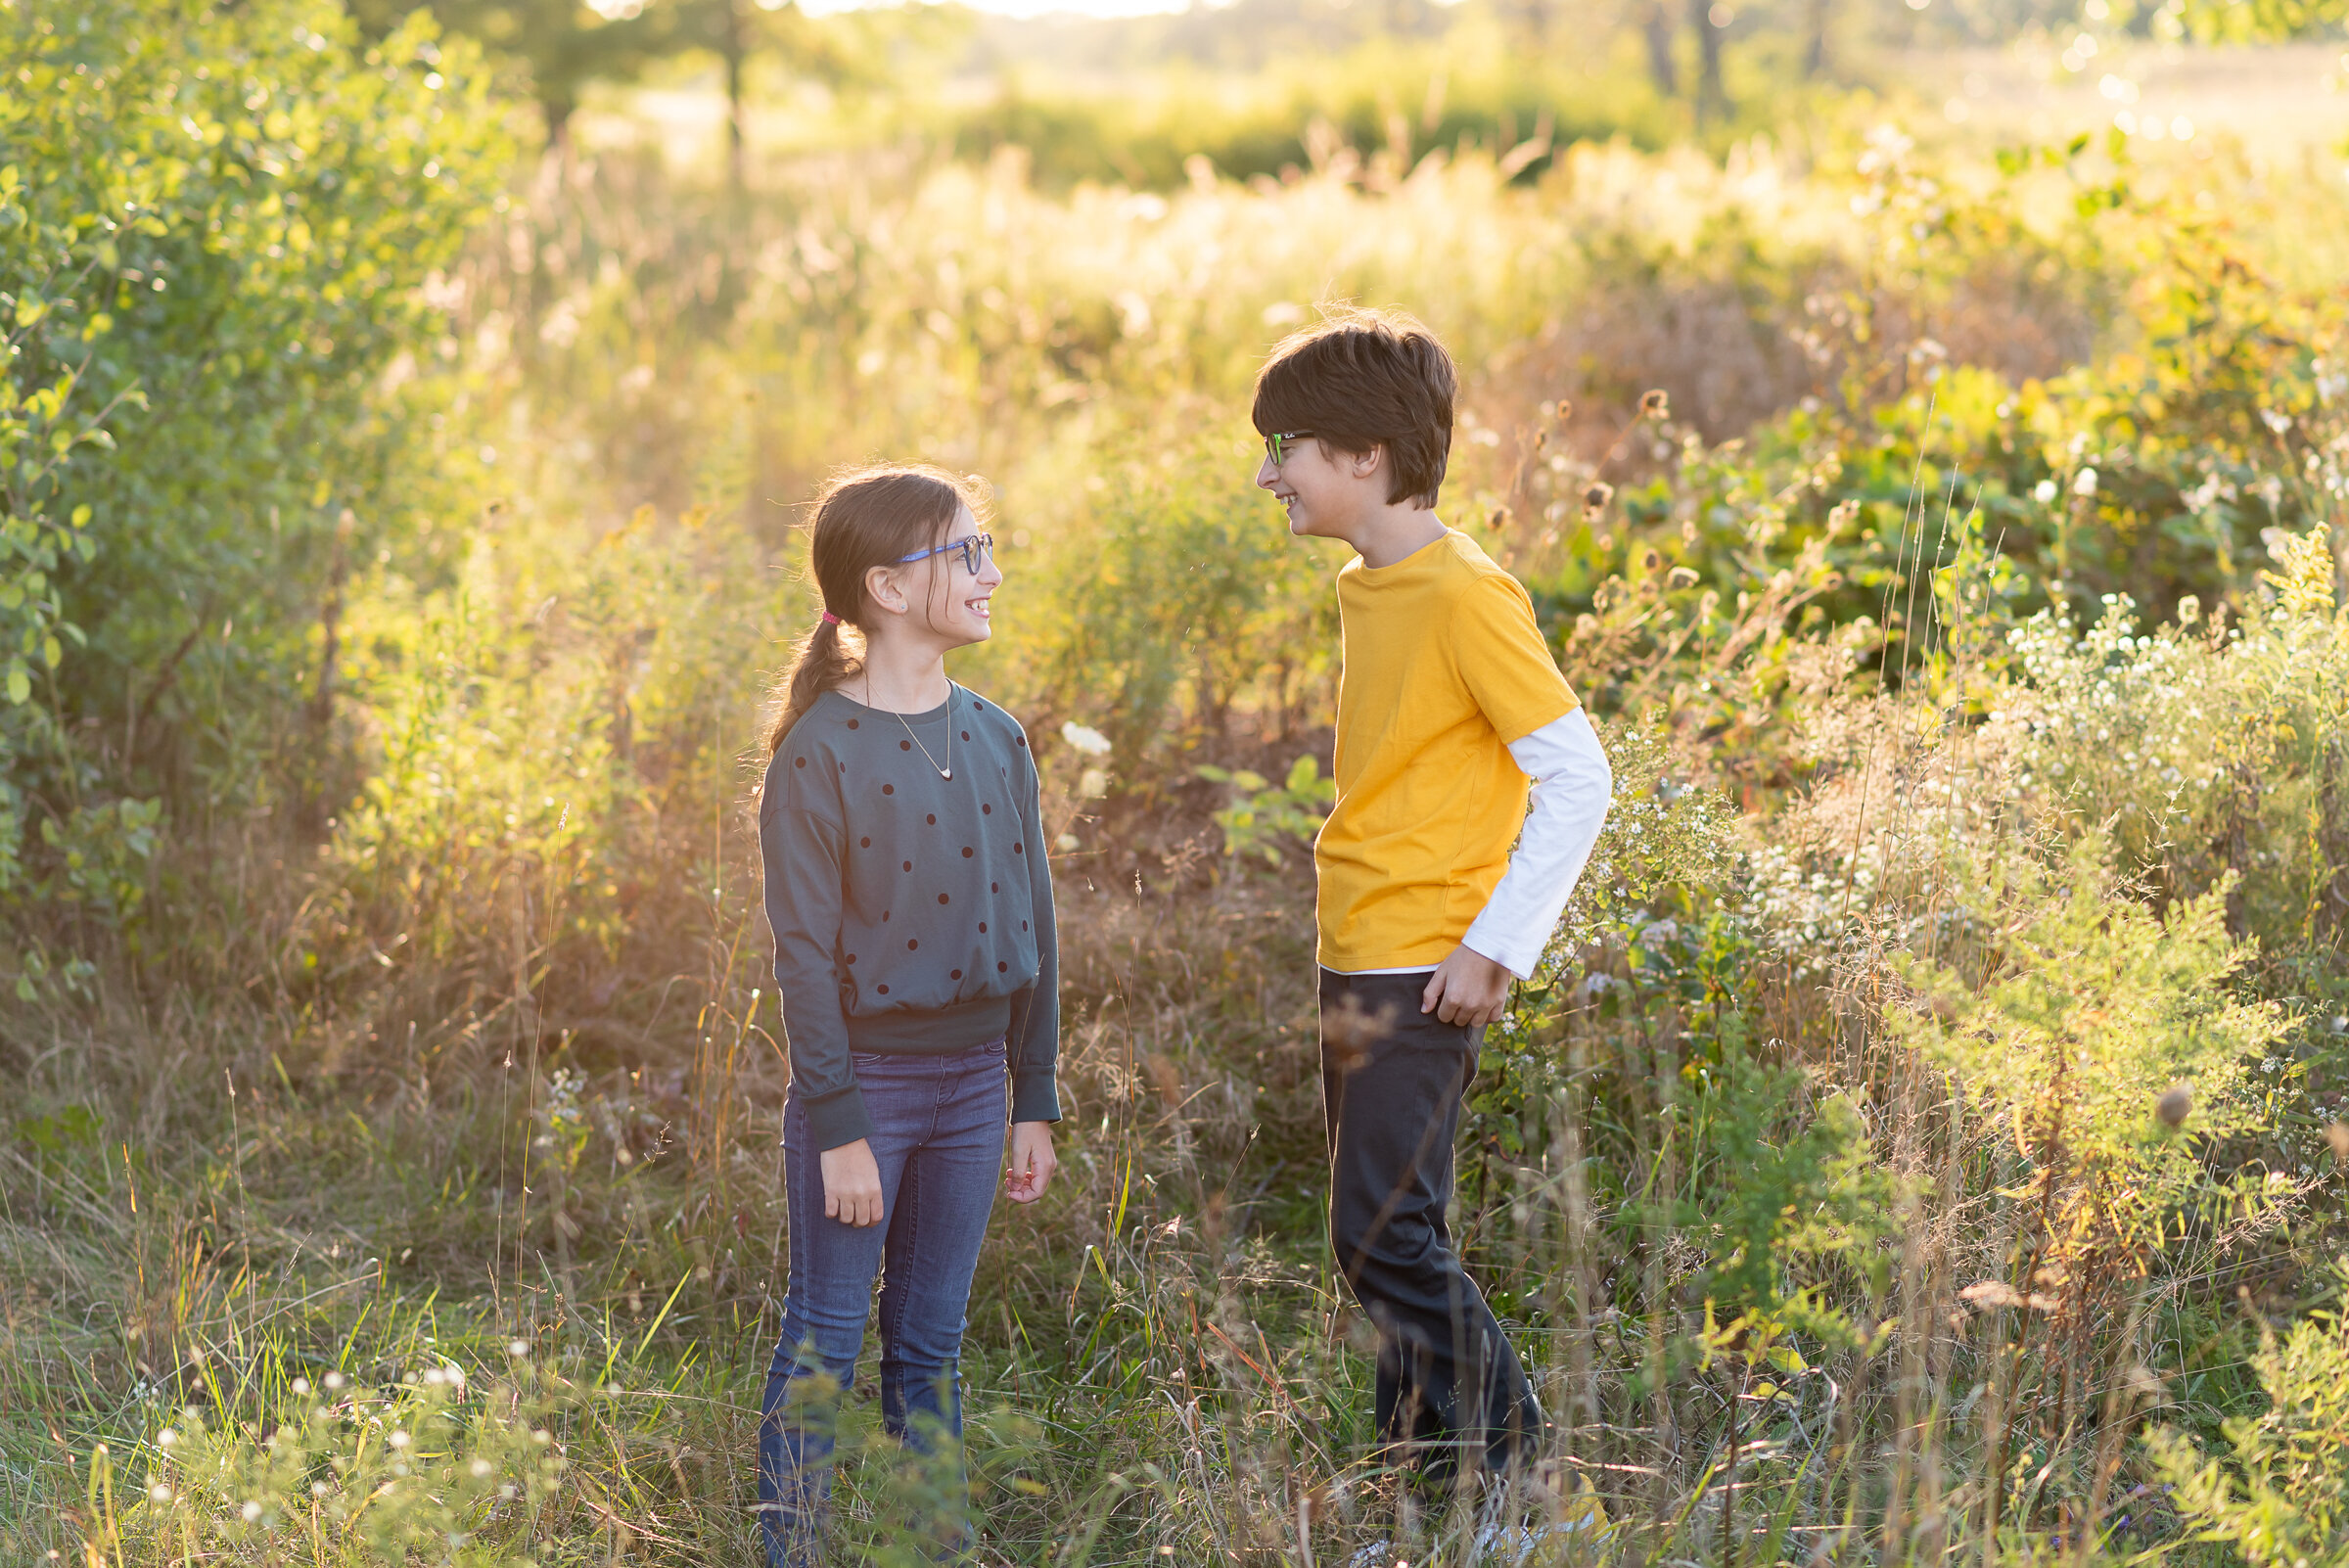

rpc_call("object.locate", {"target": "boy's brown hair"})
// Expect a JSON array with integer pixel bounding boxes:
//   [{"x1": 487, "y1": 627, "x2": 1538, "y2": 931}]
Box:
[{"x1": 1251, "y1": 305, "x2": 1456, "y2": 508}]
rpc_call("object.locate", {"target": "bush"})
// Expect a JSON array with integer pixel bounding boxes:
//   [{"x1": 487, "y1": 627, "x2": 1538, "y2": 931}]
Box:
[
  {"x1": 0, "y1": 0, "x2": 507, "y2": 979},
  {"x1": 2150, "y1": 1259, "x2": 2349, "y2": 1568}
]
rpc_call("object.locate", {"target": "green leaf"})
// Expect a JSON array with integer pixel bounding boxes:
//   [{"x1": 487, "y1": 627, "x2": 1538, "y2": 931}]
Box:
[{"x1": 6, "y1": 666, "x2": 28, "y2": 705}]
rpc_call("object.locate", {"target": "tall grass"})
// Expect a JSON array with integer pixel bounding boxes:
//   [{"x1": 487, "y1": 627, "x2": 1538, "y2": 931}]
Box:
[{"x1": 8, "y1": 95, "x2": 2349, "y2": 1566}]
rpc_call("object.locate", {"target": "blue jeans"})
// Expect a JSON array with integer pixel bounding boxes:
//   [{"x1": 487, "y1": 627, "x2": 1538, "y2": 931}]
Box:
[{"x1": 758, "y1": 1038, "x2": 1006, "y2": 1567}]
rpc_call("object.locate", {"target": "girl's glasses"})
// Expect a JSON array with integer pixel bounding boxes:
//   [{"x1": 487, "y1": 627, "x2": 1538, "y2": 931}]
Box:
[
  {"x1": 898, "y1": 532, "x2": 995, "y2": 575},
  {"x1": 1264, "y1": 431, "x2": 1316, "y2": 466}
]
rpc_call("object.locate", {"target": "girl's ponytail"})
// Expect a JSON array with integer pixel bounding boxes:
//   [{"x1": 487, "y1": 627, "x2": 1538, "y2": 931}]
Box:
[
  {"x1": 763, "y1": 465, "x2": 988, "y2": 757},
  {"x1": 768, "y1": 615, "x2": 856, "y2": 755}
]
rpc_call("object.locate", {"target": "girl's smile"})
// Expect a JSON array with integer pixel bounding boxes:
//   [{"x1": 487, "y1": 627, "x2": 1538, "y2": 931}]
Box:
[{"x1": 909, "y1": 505, "x2": 1002, "y2": 647}]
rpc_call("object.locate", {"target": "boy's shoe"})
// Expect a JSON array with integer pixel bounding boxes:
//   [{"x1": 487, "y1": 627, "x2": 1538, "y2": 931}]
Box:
[
  {"x1": 1344, "y1": 1541, "x2": 1400, "y2": 1568},
  {"x1": 1469, "y1": 1494, "x2": 1615, "y2": 1564}
]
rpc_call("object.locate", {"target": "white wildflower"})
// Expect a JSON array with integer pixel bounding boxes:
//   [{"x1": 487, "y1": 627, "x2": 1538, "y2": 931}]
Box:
[{"x1": 1060, "y1": 721, "x2": 1113, "y2": 757}]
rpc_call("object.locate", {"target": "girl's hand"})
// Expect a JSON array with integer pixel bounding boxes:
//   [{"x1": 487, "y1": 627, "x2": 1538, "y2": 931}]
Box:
[
  {"x1": 820, "y1": 1139, "x2": 885, "y2": 1227},
  {"x1": 1004, "y1": 1122, "x2": 1057, "y2": 1205}
]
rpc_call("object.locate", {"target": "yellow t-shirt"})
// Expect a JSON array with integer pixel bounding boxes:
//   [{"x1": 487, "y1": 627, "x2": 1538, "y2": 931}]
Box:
[{"x1": 1315, "y1": 529, "x2": 1580, "y2": 971}]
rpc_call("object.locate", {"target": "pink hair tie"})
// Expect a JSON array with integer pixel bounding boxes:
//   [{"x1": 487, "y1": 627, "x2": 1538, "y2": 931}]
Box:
[{"x1": 819, "y1": 610, "x2": 840, "y2": 625}]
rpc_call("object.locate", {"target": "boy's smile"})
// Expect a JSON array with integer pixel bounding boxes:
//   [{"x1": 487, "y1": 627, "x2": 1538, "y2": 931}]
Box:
[
  {"x1": 1255, "y1": 437, "x2": 1356, "y2": 540},
  {"x1": 1255, "y1": 434, "x2": 1449, "y2": 568}
]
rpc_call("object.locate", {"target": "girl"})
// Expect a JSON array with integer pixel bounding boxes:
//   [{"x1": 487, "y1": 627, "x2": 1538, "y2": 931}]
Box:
[{"x1": 755, "y1": 465, "x2": 1059, "y2": 1565}]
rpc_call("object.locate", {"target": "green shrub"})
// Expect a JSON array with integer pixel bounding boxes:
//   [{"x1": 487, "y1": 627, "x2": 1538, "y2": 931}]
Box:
[
  {"x1": 0, "y1": 0, "x2": 507, "y2": 960},
  {"x1": 2150, "y1": 1258, "x2": 2349, "y2": 1568}
]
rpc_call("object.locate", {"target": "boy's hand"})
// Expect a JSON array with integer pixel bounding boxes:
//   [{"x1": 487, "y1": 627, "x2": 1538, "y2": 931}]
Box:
[
  {"x1": 1004, "y1": 1122, "x2": 1057, "y2": 1204},
  {"x1": 1422, "y1": 945, "x2": 1515, "y2": 1028},
  {"x1": 820, "y1": 1138, "x2": 885, "y2": 1227}
]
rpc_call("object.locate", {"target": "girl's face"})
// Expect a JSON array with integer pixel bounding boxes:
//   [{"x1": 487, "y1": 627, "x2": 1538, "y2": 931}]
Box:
[{"x1": 914, "y1": 504, "x2": 1002, "y2": 649}]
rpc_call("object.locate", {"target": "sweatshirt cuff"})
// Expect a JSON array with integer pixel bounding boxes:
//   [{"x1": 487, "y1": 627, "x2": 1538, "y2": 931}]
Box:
[
  {"x1": 805, "y1": 1084, "x2": 874, "y2": 1151},
  {"x1": 1011, "y1": 1066, "x2": 1061, "y2": 1126},
  {"x1": 1459, "y1": 928, "x2": 1539, "y2": 983}
]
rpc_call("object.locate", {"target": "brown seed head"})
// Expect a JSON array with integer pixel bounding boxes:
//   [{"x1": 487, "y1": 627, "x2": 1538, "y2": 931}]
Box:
[
  {"x1": 1533, "y1": 429, "x2": 1548, "y2": 449},
  {"x1": 1554, "y1": 397, "x2": 1573, "y2": 426},
  {"x1": 1488, "y1": 506, "x2": 1509, "y2": 529},
  {"x1": 1582, "y1": 482, "x2": 1614, "y2": 520},
  {"x1": 1639, "y1": 389, "x2": 1670, "y2": 419},
  {"x1": 1321, "y1": 993, "x2": 1398, "y2": 1075},
  {"x1": 2156, "y1": 1084, "x2": 2192, "y2": 1127},
  {"x1": 1146, "y1": 1052, "x2": 1185, "y2": 1112}
]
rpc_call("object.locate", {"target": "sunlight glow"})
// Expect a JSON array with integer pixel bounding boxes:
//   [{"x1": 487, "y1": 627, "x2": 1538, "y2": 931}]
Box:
[{"x1": 797, "y1": 0, "x2": 1194, "y2": 16}]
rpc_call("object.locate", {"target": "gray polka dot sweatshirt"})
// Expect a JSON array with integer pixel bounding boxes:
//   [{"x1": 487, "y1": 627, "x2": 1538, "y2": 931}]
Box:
[{"x1": 759, "y1": 685, "x2": 1061, "y2": 1151}]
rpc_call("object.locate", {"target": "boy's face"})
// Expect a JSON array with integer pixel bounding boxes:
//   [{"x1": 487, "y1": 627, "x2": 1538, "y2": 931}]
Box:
[{"x1": 1254, "y1": 435, "x2": 1386, "y2": 543}]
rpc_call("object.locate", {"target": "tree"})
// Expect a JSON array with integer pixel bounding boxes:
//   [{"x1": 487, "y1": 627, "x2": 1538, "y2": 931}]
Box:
[
  {"x1": 349, "y1": 0, "x2": 670, "y2": 147},
  {"x1": 665, "y1": 0, "x2": 853, "y2": 186},
  {"x1": 1638, "y1": 0, "x2": 1678, "y2": 96}
]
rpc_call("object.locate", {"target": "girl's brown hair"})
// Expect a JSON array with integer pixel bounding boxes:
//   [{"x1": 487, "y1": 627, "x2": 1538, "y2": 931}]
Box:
[{"x1": 765, "y1": 464, "x2": 984, "y2": 756}]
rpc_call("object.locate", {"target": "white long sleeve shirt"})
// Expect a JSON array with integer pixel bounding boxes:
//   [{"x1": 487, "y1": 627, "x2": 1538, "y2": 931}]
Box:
[{"x1": 1333, "y1": 708, "x2": 1614, "y2": 980}]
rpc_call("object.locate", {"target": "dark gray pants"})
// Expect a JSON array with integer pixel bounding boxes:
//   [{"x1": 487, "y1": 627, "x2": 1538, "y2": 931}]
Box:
[{"x1": 1318, "y1": 967, "x2": 1545, "y2": 1481}]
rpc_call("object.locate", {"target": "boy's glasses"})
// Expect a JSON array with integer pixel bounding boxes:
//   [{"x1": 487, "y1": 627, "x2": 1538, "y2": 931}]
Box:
[
  {"x1": 1264, "y1": 431, "x2": 1317, "y2": 466},
  {"x1": 898, "y1": 532, "x2": 995, "y2": 576}
]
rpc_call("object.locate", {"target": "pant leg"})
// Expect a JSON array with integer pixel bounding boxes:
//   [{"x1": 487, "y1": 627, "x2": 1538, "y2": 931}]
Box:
[
  {"x1": 1318, "y1": 968, "x2": 1545, "y2": 1481},
  {"x1": 874, "y1": 1038, "x2": 1006, "y2": 1555},
  {"x1": 760, "y1": 1073, "x2": 923, "y2": 1568},
  {"x1": 876, "y1": 1038, "x2": 1005, "y2": 1450}
]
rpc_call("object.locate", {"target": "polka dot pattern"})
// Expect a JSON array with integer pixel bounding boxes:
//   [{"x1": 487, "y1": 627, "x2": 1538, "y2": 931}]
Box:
[{"x1": 785, "y1": 689, "x2": 1047, "y2": 1020}]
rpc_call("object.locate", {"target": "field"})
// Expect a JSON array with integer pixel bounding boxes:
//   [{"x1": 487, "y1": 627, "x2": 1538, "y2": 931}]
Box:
[{"x1": 8, "y1": 1, "x2": 2349, "y2": 1564}]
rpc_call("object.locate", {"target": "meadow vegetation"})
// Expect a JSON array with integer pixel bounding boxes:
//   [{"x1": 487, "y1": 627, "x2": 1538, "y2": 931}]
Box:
[{"x1": 8, "y1": 0, "x2": 2349, "y2": 1563}]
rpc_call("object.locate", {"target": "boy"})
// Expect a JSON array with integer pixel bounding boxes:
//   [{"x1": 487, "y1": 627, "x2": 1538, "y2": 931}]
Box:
[{"x1": 1252, "y1": 307, "x2": 1613, "y2": 1488}]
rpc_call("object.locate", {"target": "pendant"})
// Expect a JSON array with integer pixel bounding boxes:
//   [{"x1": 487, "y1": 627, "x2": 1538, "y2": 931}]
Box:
[{"x1": 940, "y1": 769, "x2": 952, "y2": 780}]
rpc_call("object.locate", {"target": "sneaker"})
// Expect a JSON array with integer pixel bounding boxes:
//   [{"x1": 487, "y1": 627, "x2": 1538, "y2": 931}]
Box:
[
  {"x1": 1345, "y1": 1541, "x2": 1400, "y2": 1568},
  {"x1": 1470, "y1": 1494, "x2": 1613, "y2": 1564}
]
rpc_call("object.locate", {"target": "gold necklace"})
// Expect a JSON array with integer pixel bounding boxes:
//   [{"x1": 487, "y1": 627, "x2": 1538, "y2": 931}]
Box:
[{"x1": 889, "y1": 682, "x2": 952, "y2": 781}]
